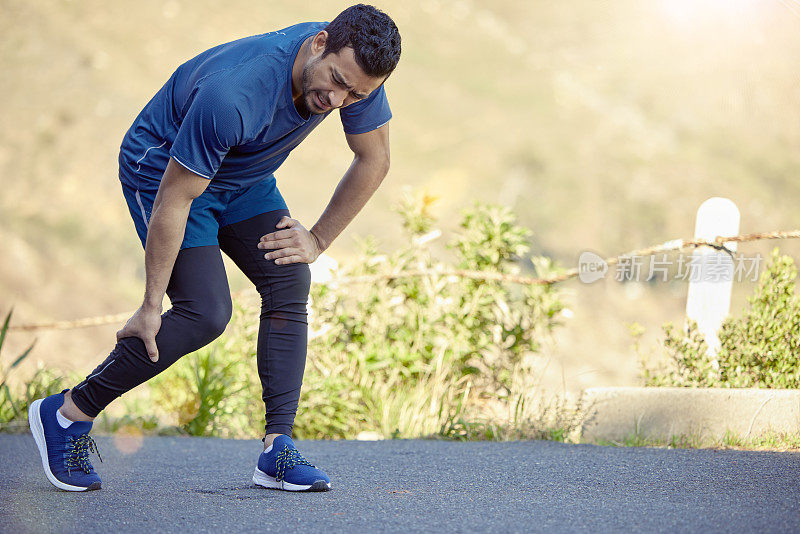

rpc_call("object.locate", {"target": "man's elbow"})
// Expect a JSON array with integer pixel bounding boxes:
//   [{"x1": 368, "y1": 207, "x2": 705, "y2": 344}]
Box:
[
  {"x1": 377, "y1": 152, "x2": 390, "y2": 177},
  {"x1": 357, "y1": 151, "x2": 390, "y2": 179},
  {"x1": 375, "y1": 143, "x2": 391, "y2": 176}
]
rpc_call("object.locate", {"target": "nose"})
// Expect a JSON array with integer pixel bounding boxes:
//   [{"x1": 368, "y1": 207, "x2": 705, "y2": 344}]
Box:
[{"x1": 327, "y1": 89, "x2": 346, "y2": 108}]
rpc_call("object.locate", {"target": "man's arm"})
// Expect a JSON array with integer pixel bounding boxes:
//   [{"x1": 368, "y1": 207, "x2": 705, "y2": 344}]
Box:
[
  {"x1": 258, "y1": 123, "x2": 391, "y2": 264},
  {"x1": 116, "y1": 158, "x2": 210, "y2": 361}
]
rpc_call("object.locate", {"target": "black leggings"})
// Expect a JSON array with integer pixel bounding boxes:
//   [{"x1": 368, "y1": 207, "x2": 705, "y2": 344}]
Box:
[{"x1": 70, "y1": 209, "x2": 310, "y2": 436}]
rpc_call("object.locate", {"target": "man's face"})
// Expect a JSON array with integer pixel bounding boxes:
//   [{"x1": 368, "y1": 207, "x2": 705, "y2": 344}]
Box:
[{"x1": 301, "y1": 42, "x2": 386, "y2": 115}]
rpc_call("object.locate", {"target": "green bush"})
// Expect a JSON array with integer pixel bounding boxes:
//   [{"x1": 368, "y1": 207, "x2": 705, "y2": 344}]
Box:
[
  {"x1": 641, "y1": 248, "x2": 800, "y2": 388},
  {"x1": 294, "y1": 195, "x2": 567, "y2": 439},
  {"x1": 143, "y1": 194, "x2": 573, "y2": 440}
]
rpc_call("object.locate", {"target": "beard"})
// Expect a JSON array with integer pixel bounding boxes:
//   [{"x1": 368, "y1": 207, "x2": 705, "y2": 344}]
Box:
[{"x1": 299, "y1": 57, "x2": 329, "y2": 116}]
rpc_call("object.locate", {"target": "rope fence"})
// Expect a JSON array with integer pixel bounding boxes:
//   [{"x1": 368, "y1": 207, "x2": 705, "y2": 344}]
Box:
[{"x1": 7, "y1": 228, "x2": 800, "y2": 333}]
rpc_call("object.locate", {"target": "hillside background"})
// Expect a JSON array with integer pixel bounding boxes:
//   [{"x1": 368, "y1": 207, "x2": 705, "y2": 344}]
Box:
[{"x1": 1, "y1": 0, "x2": 798, "y2": 394}]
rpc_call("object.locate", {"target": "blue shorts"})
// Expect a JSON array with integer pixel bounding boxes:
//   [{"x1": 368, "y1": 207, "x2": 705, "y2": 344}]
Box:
[{"x1": 121, "y1": 177, "x2": 288, "y2": 249}]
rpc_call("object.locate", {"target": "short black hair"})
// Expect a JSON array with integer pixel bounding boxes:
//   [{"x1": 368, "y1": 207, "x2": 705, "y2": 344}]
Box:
[{"x1": 323, "y1": 4, "x2": 401, "y2": 79}]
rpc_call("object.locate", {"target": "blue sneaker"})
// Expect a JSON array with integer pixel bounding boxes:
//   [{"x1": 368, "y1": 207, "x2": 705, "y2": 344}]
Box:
[
  {"x1": 28, "y1": 389, "x2": 102, "y2": 491},
  {"x1": 253, "y1": 435, "x2": 331, "y2": 492}
]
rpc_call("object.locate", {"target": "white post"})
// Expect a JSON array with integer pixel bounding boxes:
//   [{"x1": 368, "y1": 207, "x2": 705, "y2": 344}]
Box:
[{"x1": 685, "y1": 197, "x2": 740, "y2": 360}]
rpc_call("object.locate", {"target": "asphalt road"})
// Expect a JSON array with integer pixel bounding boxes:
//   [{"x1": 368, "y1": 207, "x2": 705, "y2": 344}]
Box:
[{"x1": 1, "y1": 434, "x2": 798, "y2": 533}]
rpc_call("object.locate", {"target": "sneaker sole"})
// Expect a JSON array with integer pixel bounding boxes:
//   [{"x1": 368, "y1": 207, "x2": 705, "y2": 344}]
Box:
[
  {"x1": 252, "y1": 467, "x2": 331, "y2": 492},
  {"x1": 28, "y1": 399, "x2": 101, "y2": 492}
]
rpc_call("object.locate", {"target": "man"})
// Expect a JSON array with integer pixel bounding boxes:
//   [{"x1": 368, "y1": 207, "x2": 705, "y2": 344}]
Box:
[{"x1": 27, "y1": 4, "x2": 401, "y2": 493}]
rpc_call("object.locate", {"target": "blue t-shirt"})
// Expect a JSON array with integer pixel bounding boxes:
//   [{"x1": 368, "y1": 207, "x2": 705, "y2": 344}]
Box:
[{"x1": 118, "y1": 21, "x2": 392, "y2": 192}]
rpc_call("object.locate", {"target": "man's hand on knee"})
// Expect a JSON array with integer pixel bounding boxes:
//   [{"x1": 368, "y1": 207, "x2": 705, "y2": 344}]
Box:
[{"x1": 257, "y1": 216, "x2": 323, "y2": 265}]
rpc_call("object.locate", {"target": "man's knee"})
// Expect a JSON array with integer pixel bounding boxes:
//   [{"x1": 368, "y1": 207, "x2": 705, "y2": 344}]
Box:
[
  {"x1": 178, "y1": 291, "x2": 233, "y2": 343},
  {"x1": 256, "y1": 262, "x2": 311, "y2": 313},
  {"x1": 198, "y1": 294, "x2": 233, "y2": 338}
]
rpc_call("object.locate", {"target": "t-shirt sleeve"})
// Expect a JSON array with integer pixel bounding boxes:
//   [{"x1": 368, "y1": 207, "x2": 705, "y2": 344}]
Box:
[
  {"x1": 339, "y1": 85, "x2": 392, "y2": 135},
  {"x1": 169, "y1": 84, "x2": 245, "y2": 179}
]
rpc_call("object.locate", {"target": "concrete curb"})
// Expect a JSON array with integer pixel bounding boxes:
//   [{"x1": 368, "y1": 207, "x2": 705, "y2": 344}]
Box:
[{"x1": 580, "y1": 387, "x2": 800, "y2": 442}]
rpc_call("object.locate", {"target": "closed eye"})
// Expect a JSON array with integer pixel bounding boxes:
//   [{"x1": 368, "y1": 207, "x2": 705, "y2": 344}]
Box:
[
  {"x1": 332, "y1": 70, "x2": 367, "y2": 100},
  {"x1": 332, "y1": 73, "x2": 347, "y2": 88}
]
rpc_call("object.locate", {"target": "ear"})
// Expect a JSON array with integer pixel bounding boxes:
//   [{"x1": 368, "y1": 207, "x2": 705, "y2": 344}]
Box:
[{"x1": 310, "y1": 31, "x2": 328, "y2": 55}]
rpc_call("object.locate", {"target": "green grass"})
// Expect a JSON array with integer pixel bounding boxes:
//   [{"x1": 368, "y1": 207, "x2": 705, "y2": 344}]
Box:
[{"x1": 592, "y1": 430, "x2": 800, "y2": 451}]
